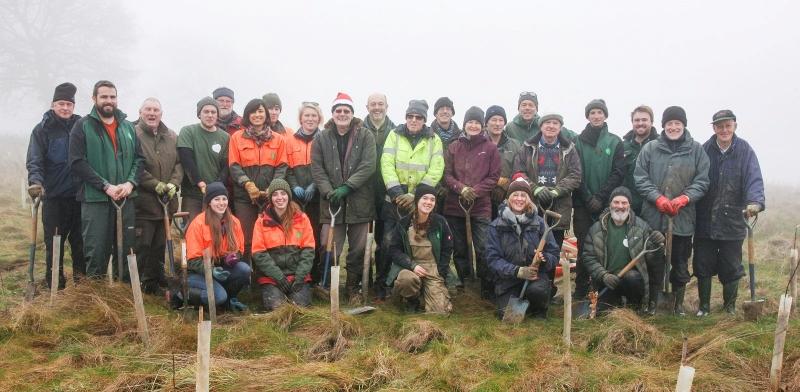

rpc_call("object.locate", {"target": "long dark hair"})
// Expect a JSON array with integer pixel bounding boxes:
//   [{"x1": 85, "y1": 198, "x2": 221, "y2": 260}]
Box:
[{"x1": 204, "y1": 205, "x2": 238, "y2": 255}]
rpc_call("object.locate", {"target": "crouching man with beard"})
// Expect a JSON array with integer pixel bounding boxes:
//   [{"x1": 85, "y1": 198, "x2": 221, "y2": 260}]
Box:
[{"x1": 581, "y1": 187, "x2": 664, "y2": 313}]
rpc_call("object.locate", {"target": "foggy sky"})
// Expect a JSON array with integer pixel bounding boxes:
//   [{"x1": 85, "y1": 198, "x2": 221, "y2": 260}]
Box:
[{"x1": 11, "y1": 0, "x2": 800, "y2": 185}]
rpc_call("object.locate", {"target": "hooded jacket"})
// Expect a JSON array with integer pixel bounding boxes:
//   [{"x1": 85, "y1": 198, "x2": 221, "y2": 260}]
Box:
[
  {"x1": 622, "y1": 127, "x2": 659, "y2": 214},
  {"x1": 381, "y1": 124, "x2": 445, "y2": 199},
  {"x1": 443, "y1": 132, "x2": 501, "y2": 218},
  {"x1": 26, "y1": 110, "x2": 81, "y2": 199}
]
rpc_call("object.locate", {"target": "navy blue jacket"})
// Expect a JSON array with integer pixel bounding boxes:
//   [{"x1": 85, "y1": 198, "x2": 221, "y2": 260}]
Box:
[
  {"x1": 695, "y1": 134, "x2": 765, "y2": 240},
  {"x1": 486, "y1": 204, "x2": 560, "y2": 293},
  {"x1": 26, "y1": 110, "x2": 80, "y2": 199}
]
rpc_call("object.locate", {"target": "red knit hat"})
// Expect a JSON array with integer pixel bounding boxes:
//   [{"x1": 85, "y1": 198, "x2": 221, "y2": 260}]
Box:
[
  {"x1": 507, "y1": 174, "x2": 532, "y2": 199},
  {"x1": 331, "y1": 92, "x2": 354, "y2": 113}
]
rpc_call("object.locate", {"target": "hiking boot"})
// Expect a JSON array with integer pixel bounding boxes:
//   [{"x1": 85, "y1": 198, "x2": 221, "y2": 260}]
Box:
[
  {"x1": 723, "y1": 280, "x2": 739, "y2": 315},
  {"x1": 403, "y1": 297, "x2": 421, "y2": 313},
  {"x1": 643, "y1": 300, "x2": 657, "y2": 316},
  {"x1": 227, "y1": 297, "x2": 248, "y2": 312},
  {"x1": 673, "y1": 286, "x2": 686, "y2": 316},
  {"x1": 696, "y1": 277, "x2": 711, "y2": 317},
  {"x1": 167, "y1": 289, "x2": 183, "y2": 310}
]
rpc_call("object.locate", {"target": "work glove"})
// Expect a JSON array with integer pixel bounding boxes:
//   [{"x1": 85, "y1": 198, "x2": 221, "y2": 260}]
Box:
[
  {"x1": 223, "y1": 252, "x2": 240, "y2": 268},
  {"x1": 329, "y1": 184, "x2": 352, "y2": 205},
  {"x1": 655, "y1": 195, "x2": 675, "y2": 216},
  {"x1": 491, "y1": 186, "x2": 506, "y2": 203},
  {"x1": 602, "y1": 273, "x2": 621, "y2": 290},
  {"x1": 395, "y1": 193, "x2": 415, "y2": 211},
  {"x1": 293, "y1": 186, "x2": 306, "y2": 201},
  {"x1": 460, "y1": 186, "x2": 477, "y2": 204},
  {"x1": 516, "y1": 266, "x2": 537, "y2": 280},
  {"x1": 670, "y1": 195, "x2": 690, "y2": 215},
  {"x1": 27, "y1": 184, "x2": 44, "y2": 198},
  {"x1": 244, "y1": 181, "x2": 261, "y2": 203},
  {"x1": 198, "y1": 182, "x2": 207, "y2": 195},
  {"x1": 534, "y1": 186, "x2": 553, "y2": 206},
  {"x1": 648, "y1": 231, "x2": 665, "y2": 247},
  {"x1": 155, "y1": 181, "x2": 169, "y2": 195},
  {"x1": 587, "y1": 195, "x2": 603, "y2": 213},
  {"x1": 165, "y1": 183, "x2": 177, "y2": 199},
  {"x1": 497, "y1": 177, "x2": 510, "y2": 190},
  {"x1": 212, "y1": 267, "x2": 230, "y2": 282},
  {"x1": 304, "y1": 183, "x2": 317, "y2": 202},
  {"x1": 745, "y1": 203, "x2": 761, "y2": 218},
  {"x1": 227, "y1": 297, "x2": 248, "y2": 312},
  {"x1": 276, "y1": 277, "x2": 292, "y2": 294},
  {"x1": 435, "y1": 185, "x2": 448, "y2": 201},
  {"x1": 291, "y1": 279, "x2": 306, "y2": 293}
]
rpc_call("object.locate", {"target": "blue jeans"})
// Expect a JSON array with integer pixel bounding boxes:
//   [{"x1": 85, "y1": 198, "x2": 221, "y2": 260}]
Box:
[{"x1": 187, "y1": 261, "x2": 252, "y2": 306}]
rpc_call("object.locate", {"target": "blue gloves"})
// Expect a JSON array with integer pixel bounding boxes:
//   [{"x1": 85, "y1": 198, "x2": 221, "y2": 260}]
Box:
[
  {"x1": 304, "y1": 183, "x2": 316, "y2": 202},
  {"x1": 212, "y1": 267, "x2": 230, "y2": 282},
  {"x1": 293, "y1": 186, "x2": 306, "y2": 201}
]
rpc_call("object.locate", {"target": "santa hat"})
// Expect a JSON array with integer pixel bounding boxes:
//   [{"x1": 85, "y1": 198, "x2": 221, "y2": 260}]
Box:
[{"x1": 331, "y1": 92, "x2": 354, "y2": 113}]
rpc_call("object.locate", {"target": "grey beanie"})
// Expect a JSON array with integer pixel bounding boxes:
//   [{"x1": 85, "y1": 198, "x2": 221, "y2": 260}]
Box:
[
  {"x1": 267, "y1": 178, "x2": 292, "y2": 201},
  {"x1": 212, "y1": 87, "x2": 234, "y2": 100},
  {"x1": 485, "y1": 105, "x2": 507, "y2": 125},
  {"x1": 609, "y1": 186, "x2": 633, "y2": 204},
  {"x1": 434, "y1": 96, "x2": 455, "y2": 116},
  {"x1": 538, "y1": 113, "x2": 564, "y2": 127},
  {"x1": 406, "y1": 99, "x2": 429, "y2": 120},
  {"x1": 262, "y1": 92, "x2": 282, "y2": 109},
  {"x1": 463, "y1": 106, "x2": 485, "y2": 129},
  {"x1": 518, "y1": 92, "x2": 539, "y2": 108},
  {"x1": 196, "y1": 96, "x2": 219, "y2": 118},
  {"x1": 585, "y1": 99, "x2": 608, "y2": 118}
]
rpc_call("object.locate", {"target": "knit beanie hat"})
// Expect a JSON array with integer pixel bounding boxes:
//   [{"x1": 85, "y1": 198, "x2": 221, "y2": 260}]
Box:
[
  {"x1": 204, "y1": 182, "x2": 228, "y2": 205},
  {"x1": 609, "y1": 186, "x2": 633, "y2": 205},
  {"x1": 484, "y1": 105, "x2": 507, "y2": 125},
  {"x1": 331, "y1": 92, "x2": 354, "y2": 113},
  {"x1": 406, "y1": 99, "x2": 429, "y2": 120},
  {"x1": 463, "y1": 106, "x2": 485, "y2": 129},
  {"x1": 197, "y1": 96, "x2": 220, "y2": 118},
  {"x1": 662, "y1": 106, "x2": 687, "y2": 127},
  {"x1": 267, "y1": 178, "x2": 292, "y2": 201},
  {"x1": 414, "y1": 183, "x2": 437, "y2": 206},
  {"x1": 507, "y1": 174, "x2": 532, "y2": 199},
  {"x1": 213, "y1": 87, "x2": 234, "y2": 101},
  {"x1": 538, "y1": 113, "x2": 564, "y2": 127},
  {"x1": 434, "y1": 96, "x2": 455, "y2": 116},
  {"x1": 518, "y1": 92, "x2": 538, "y2": 108},
  {"x1": 52, "y1": 82, "x2": 76, "y2": 103},
  {"x1": 262, "y1": 93, "x2": 282, "y2": 109},
  {"x1": 585, "y1": 99, "x2": 608, "y2": 119}
]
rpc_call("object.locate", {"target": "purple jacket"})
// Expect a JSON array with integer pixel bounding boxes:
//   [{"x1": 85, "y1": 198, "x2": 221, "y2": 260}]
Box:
[{"x1": 444, "y1": 133, "x2": 501, "y2": 218}]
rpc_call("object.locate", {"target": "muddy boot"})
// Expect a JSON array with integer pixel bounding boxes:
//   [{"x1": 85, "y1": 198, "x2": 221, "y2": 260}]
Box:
[
  {"x1": 695, "y1": 278, "x2": 712, "y2": 317},
  {"x1": 403, "y1": 297, "x2": 421, "y2": 313},
  {"x1": 480, "y1": 278, "x2": 495, "y2": 301},
  {"x1": 345, "y1": 273, "x2": 363, "y2": 305},
  {"x1": 673, "y1": 286, "x2": 686, "y2": 316},
  {"x1": 722, "y1": 280, "x2": 739, "y2": 315}
]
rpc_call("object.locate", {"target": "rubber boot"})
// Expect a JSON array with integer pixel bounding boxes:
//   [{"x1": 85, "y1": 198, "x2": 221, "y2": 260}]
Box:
[
  {"x1": 673, "y1": 286, "x2": 686, "y2": 316},
  {"x1": 722, "y1": 280, "x2": 739, "y2": 315},
  {"x1": 345, "y1": 272, "x2": 363, "y2": 305},
  {"x1": 695, "y1": 278, "x2": 712, "y2": 317}
]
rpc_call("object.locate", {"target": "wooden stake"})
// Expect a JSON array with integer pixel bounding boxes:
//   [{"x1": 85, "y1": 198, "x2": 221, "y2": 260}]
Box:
[
  {"x1": 561, "y1": 256, "x2": 571, "y2": 347},
  {"x1": 770, "y1": 294, "x2": 793, "y2": 391},
  {"x1": 196, "y1": 307, "x2": 211, "y2": 392},
  {"x1": 50, "y1": 231, "x2": 61, "y2": 306},
  {"x1": 107, "y1": 254, "x2": 114, "y2": 286},
  {"x1": 202, "y1": 248, "x2": 216, "y2": 323},
  {"x1": 790, "y1": 249, "x2": 798, "y2": 315},
  {"x1": 20, "y1": 177, "x2": 27, "y2": 210},
  {"x1": 127, "y1": 251, "x2": 150, "y2": 346}
]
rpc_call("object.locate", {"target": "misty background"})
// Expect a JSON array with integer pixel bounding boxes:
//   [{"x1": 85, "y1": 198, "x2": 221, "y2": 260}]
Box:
[{"x1": 2, "y1": 0, "x2": 798, "y2": 185}]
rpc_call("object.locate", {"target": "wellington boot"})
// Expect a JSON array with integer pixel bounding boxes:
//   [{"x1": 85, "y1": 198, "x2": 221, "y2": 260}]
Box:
[
  {"x1": 673, "y1": 286, "x2": 686, "y2": 316},
  {"x1": 696, "y1": 278, "x2": 712, "y2": 317},
  {"x1": 722, "y1": 280, "x2": 739, "y2": 315}
]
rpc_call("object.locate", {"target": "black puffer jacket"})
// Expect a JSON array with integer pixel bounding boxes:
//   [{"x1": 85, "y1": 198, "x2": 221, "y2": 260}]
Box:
[{"x1": 26, "y1": 110, "x2": 81, "y2": 199}]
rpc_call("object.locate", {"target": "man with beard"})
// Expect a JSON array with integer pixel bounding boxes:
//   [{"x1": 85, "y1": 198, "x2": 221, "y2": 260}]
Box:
[
  {"x1": 504, "y1": 91, "x2": 577, "y2": 145},
  {"x1": 214, "y1": 87, "x2": 243, "y2": 135},
  {"x1": 572, "y1": 99, "x2": 625, "y2": 315},
  {"x1": 26, "y1": 82, "x2": 85, "y2": 288},
  {"x1": 262, "y1": 92, "x2": 294, "y2": 135},
  {"x1": 693, "y1": 110, "x2": 765, "y2": 316},
  {"x1": 133, "y1": 98, "x2": 183, "y2": 294},
  {"x1": 622, "y1": 105, "x2": 659, "y2": 215},
  {"x1": 634, "y1": 106, "x2": 710, "y2": 316},
  {"x1": 69, "y1": 80, "x2": 144, "y2": 282},
  {"x1": 582, "y1": 187, "x2": 664, "y2": 312}
]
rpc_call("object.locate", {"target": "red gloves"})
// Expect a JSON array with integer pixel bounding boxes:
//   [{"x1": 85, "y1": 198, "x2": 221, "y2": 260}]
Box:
[
  {"x1": 670, "y1": 195, "x2": 690, "y2": 214},
  {"x1": 655, "y1": 195, "x2": 675, "y2": 216}
]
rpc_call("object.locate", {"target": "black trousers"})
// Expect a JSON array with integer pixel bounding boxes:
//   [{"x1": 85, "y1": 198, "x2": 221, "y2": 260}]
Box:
[
  {"x1": 135, "y1": 218, "x2": 167, "y2": 292},
  {"x1": 595, "y1": 269, "x2": 645, "y2": 311},
  {"x1": 692, "y1": 238, "x2": 745, "y2": 284},
  {"x1": 573, "y1": 206, "x2": 597, "y2": 298},
  {"x1": 42, "y1": 197, "x2": 85, "y2": 287},
  {"x1": 495, "y1": 277, "x2": 552, "y2": 318}
]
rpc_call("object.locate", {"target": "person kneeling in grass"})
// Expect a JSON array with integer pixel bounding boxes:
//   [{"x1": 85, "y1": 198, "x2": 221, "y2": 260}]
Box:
[{"x1": 252, "y1": 179, "x2": 316, "y2": 311}]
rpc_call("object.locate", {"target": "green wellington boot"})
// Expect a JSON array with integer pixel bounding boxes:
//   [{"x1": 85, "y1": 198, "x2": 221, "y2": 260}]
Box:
[{"x1": 695, "y1": 278, "x2": 712, "y2": 317}]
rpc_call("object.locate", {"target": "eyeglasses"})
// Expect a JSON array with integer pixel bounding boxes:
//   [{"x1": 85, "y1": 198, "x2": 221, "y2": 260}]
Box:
[
  {"x1": 334, "y1": 108, "x2": 352, "y2": 114},
  {"x1": 406, "y1": 114, "x2": 424, "y2": 121},
  {"x1": 302, "y1": 101, "x2": 319, "y2": 107}
]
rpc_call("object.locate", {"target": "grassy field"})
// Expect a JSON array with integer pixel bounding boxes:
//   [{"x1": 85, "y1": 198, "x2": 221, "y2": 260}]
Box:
[{"x1": 1, "y1": 135, "x2": 800, "y2": 391}]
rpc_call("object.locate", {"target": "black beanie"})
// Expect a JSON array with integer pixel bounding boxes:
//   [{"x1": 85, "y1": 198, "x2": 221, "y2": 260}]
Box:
[
  {"x1": 485, "y1": 105, "x2": 507, "y2": 125},
  {"x1": 414, "y1": 183, "x2": 437, "y2": 206},
  {"x1": 585, "y1": 99, "x2": 608, "y2": 119},
  {"x1": 204, "y1": 182, "x2": 228, "y2": 205},
  {"x1": 434, "y1": 96, "x2": 455, "y2": 116},
  {"x1": 53, "y1": 82, "x2": 76, "y2": 103},
  {"x1": 609, "y1": 186, "x2": 633, "y2": 205},
  {"x1": 662, "y1": 106, "x2": 687, "y2": 127},
  {"x1": 463, "y1": 106, "x2": 485, "y2": 129}
]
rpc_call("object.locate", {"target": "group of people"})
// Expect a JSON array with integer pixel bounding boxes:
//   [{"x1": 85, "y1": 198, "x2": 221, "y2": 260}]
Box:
[{"x1": 26, "y1": 80, "x2": 765, "y2": 319}]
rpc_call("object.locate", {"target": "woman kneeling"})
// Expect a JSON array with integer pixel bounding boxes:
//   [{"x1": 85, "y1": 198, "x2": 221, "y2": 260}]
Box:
[{"x1": 252, "y1": 179, "x2": 316, "y2": 311}]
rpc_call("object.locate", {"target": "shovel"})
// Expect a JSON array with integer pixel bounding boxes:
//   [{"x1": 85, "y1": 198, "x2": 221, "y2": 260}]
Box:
[
  {"x1": 158, "y1": 194, "x2": 176, "y2": 277},
  {"x1": 173, "y1": 212, "x2": 190, "y2": 315},
  {"x1": 322, "y1": 205, "x2": 342, "y2": 290},
  {"x1": 594, "y1": 233, "x2": 664, "y2": 303},
  {"x1": 459, "y1": 198, "x2": 477, "y2": 282},
  {"x1": 742, "y1": 211, "x2": 764, "y2": 321},
  {"x1": 657, "y1": 216, "x2": 675, "y2": 312},
  {"x1": 112, "y1": 198, "x2": 127, "y2": 282},
  {"x1": 503, "y1": 210, "x2": 561, "y2": 324},
  {"x1": 24, "y1": 195, "x2": 41, "y2": 302}
]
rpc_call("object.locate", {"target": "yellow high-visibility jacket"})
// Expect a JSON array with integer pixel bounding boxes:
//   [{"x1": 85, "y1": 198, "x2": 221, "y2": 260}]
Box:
[{"x1": 380, "y1": 124, "x2": 444, "y2": 198}]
